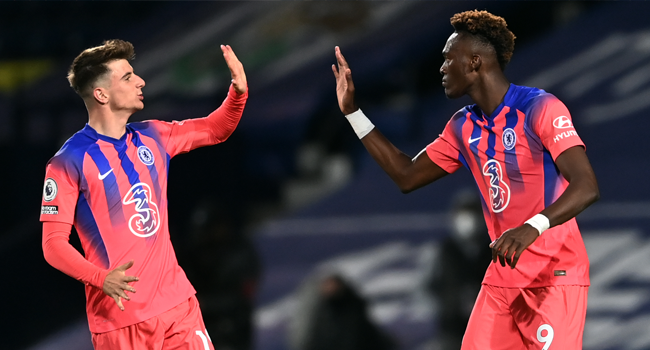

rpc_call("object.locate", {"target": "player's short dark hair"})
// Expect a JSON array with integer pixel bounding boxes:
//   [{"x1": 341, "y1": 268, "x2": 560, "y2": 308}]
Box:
[
  {"x1": 67, "y1": 39, "x2": 135, "y2": 98},
  {"x1": 450, "y1": 10, "x2": 516, "y2": 71}
]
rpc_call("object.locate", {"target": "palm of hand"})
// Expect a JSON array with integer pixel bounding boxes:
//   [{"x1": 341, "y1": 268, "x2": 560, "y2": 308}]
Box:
[{"x1": 221, "y1": 45, "x2": 247, "y2": 95}]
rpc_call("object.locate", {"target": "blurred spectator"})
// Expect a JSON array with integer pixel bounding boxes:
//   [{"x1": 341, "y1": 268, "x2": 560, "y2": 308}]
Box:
[
  {"x1": 428, "y1": 190, "x2": 492, "y2": 350},
  {"x1": 182, "y1": 200, "x2": 262, "y2": 350},
  {"x1": 300, "y1": 274, "x2": 395, "y2": 350}
]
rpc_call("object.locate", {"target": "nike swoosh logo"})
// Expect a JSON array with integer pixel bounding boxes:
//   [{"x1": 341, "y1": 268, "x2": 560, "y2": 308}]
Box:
[
  {"x1": 468, "y1": 136, "x2": 482, "y2": 144},
  {"x1": 98, "y1": 168, "x2": 114, "y2": 180}
]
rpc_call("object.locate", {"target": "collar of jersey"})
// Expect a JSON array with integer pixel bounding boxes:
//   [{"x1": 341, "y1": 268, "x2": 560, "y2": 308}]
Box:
[
  {"x1": 83, "y1": 124, "x2": 131, "y2": 145},
  {"x1": 474, "y1": 83, "x2": 516, "y2": 121}
]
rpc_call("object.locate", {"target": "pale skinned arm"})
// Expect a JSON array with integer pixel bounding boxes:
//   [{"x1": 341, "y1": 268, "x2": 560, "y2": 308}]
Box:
[
  {"x1": 222, "y1": 44, "x2": 247, "y2": 95},
  {"x1": 332, "y1": 46, "x2": 449, "y2": 192},
  {"x1": 171, "y1": 45, "x2": 249, "y2": 153},
  {"x1": 490, "y1": 146, "x2": 600, "y2": 268},
  {"x1": 203, "y1": 45, "x2": 248, "y2": 142},
  {"x1": 42, "y1": 221, "x2": 139, "y2": 311}
]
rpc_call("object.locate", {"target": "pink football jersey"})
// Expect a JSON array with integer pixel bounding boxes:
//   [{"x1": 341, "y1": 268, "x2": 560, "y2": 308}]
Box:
[
  {"x1": 40, "y1": 87, "x2": 247, "y2": 332},
  {"x1": 426, "y1": 84, "x2": 589, "y2": 288}
]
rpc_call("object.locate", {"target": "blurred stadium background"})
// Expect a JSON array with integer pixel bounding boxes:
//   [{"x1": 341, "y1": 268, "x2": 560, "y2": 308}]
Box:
[{"x1": 2, "y1": 2, "x2": 649, "y2": 350}]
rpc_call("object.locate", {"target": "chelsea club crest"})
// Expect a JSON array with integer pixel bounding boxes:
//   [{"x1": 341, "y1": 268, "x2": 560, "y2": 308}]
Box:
[
  {"x1": 137, "y1": 145, "x2": 155, "y2": 166},
  {"x1": 502, "y1": 128, "x2": 516, "y2": 151}
]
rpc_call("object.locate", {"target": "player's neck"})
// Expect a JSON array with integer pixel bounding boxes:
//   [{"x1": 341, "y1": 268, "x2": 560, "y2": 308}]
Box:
[
  {"x1": 87, "y1": 108, "x2": 130, "y2": 140},
  {"x1": 468, "y1": 73, "x2": 510, "y2": 117}
]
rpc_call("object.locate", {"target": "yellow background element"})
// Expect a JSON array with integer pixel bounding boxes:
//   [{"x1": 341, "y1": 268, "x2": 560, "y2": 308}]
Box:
[{"x1": 0, "y1": 60, "x2": 53, "y2": 93}]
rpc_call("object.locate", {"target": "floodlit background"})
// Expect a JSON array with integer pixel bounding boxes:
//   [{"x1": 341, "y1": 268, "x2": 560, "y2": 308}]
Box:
[{"x1": 2, "y1": 2, "x2": 649, "y2": 350}]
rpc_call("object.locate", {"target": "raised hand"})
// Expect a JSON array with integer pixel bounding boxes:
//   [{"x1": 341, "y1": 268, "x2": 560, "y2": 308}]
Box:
[
  {"x1": 221, "y1": 45, "x2": 247, "y2": 95},
  {"x1": 103, "y1": 260, "x2": 139, "y2": 311},
  {"x1": 490, "y1": 225, "x2": 540, "y2": 269},
  {"x1": 332, "y1": 46, "x2": 358, "y2": 115}
]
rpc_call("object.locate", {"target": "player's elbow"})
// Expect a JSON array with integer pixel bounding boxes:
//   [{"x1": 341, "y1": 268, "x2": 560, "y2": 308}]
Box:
[
  {"x1": 399, "y1": 185, "x2": 416, "y2": 194},
  {"x1": 588, "y1": 183, "x2": 600, "y2": 205},
  {"x1": 42, "y1": 244, "x2": 55, "y2": 268},
  {"x1": 580, "y1": 179, "x2": 600, "y2": 209},
  {"x1": 396, "y1": 178, "x2": 421, "y2": 194},
  {"x1": 42, "y1": 236, "x2": 65, "y2": 269}
]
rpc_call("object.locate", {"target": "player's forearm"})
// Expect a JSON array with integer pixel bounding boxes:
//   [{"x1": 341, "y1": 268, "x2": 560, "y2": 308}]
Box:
[
  {"x1": 540, "y1": 147, "x2": 600, "y2": 228},
  {"x1": 205, "y1": 84, "x2": 248, "y2": 142},
  {"x1": 540, "y1": 177, "x2": 599, "y2": 228},
  {"x1": 360, "y1": 129, "x2": 422, "y2": 193},
  {"x1": 42, "y1": 223, "x2": 109, "y2": 289}
]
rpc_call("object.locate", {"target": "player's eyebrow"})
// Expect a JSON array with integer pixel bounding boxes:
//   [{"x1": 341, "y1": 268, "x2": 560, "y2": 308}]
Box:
[{"x1": 121, "y1": 72, "x2": 132, "y2": 80}]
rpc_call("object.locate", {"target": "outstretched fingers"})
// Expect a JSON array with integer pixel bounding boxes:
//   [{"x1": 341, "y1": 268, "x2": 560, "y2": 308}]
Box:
[
  {"x1": 113, "y1": 295, "x2": 125, "y2": 311},
  {"x1": 491, "y1": 234, "x2": 511, "y2": 267},
  {"x1": 491, "y1": 227, "x2": 537, "y2": 269},
  {"x1": 333, "y1": 46, "x2": 358, "y2": 115},
  {"x1": 335, "y1": 46, "x2": 349, "y2": 70},
  {"x1": 221, "y1": 44, "x2": 247, "y2": 95},
  {"x1": 104, "y1": 260, "x2": 139, "y2": 311},
  {"x1": 332, "y1": 64, "x2": 339, "y2": 78},
  {"x1": 116, "y1": 260, "x2": 134, "y2": 272}
]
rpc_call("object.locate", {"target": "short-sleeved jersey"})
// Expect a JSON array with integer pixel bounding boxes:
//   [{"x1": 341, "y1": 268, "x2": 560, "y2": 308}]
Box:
[
  {"x1": 39, "y1": 89, "x2": 245, "y2": 332},
  {"x1": 426, "y1": 84, "x2": 589, "y2": 288}
]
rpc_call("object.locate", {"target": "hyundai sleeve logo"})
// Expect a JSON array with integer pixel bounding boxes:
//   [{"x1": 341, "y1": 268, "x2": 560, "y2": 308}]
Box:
[{"x1": 553, "y1": 116, "x2": 573, "y2": 129}]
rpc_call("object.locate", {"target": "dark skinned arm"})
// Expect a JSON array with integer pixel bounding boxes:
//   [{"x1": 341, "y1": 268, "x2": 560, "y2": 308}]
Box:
[
  {"x1": 491, "y1": 146, "x2": 600, "y2": 268},
  {"x1": 360, "y1": 129, "x2": 449, "y2": 193},
  {"x1": 332, "y1": 46, "x2": 448, "y2": 192}
]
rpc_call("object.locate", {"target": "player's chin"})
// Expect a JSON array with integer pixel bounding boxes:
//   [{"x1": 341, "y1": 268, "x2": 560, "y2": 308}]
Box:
[
  {"x1": 129, "y1": 105, "x2": 144, "y2": 114},
  {"x1": 444, "y1": 87, "x2": 463, "y2": 99}
]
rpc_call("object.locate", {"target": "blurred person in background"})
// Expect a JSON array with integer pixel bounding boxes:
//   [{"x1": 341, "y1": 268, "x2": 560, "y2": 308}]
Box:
[
  {"x1": 182, "y1": 200, "x2": 261, "y2": 350},
  {"x1": 301, "y1": 274, "x2": 395, "y2": 350},
  {"x1": 333, "y1": 9, "x2": 599, "y2": 350},
  {"x1": 428, "y1": 190, "x2": 491, "y2": 350},
  {"x1": 39, "y1": 39, "x2": 247, "y2": 349}
]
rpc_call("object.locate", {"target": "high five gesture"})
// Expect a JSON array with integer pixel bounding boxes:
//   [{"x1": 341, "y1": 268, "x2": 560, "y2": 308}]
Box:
[
  {"x1": 332, "y1": 46, "x2": 358, "y2": 115},
  {"x1": 221, "y1": 44, "x2": 247, "y2": 95}
]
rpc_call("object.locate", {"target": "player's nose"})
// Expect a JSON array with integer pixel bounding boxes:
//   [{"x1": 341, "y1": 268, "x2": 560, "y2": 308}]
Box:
[{"x1": 137, "y1": 75, "x2": 146, "y2": 88}]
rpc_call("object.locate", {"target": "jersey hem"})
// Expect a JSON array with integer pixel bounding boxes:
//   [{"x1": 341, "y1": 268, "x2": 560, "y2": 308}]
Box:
[
  {"x1": 481, "y1": 281, "x2": 590, "y2": 288},
  {"x1": 87, "y1": 290, "x2": 196, "y2": 334}
]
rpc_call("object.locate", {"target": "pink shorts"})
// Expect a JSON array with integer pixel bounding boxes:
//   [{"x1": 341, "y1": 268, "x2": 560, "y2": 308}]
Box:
[
  {"x1": 92, "y1": 295, "x2": 214, "y2": 350},
  {"x1": 461, "y1": 284, "x2": 588, "y2": 350}
]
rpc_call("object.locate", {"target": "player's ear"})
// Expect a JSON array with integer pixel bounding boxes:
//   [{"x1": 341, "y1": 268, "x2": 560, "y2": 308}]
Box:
[
  {"x1": 93, "y1": 87, "x2": 109, "y2": 105},
  {"x1": 470, "y1": 54, "x2": 482, "y2": 72}
]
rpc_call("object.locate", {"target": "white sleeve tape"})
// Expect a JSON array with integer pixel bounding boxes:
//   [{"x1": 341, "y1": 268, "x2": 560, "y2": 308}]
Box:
[
  {"x1": 525, "y1": 214, "x2": 550, "y2": 235},
  {"x1": 345, "y1": 109, "x2": 375, "y2": 139}
]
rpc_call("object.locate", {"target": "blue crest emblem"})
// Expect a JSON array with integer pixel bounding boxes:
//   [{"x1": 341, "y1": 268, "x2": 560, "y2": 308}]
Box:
[
  {"x1": 137, "y1": 146, "x2": 155, "y2": 166},
  {"x1": 503, "y1": 128, "x2": 516, "y2": 151}
]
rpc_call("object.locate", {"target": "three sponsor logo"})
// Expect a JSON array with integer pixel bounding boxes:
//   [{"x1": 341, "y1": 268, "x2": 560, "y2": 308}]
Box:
[
  {"x1": 482, "y1": 159, "x2": 510, "y2": 213},
  {"x1": 123, "y1": 182, "x2": 161, "y2": 238}
]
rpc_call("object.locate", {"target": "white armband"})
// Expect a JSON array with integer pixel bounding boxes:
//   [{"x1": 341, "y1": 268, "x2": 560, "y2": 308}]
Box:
[
  {"x1": 525, "y1": 214, "x2": 550, "y2": 235},
  {"x1": 345, "y1": 109, "x2": 375, "y2": 139}
]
